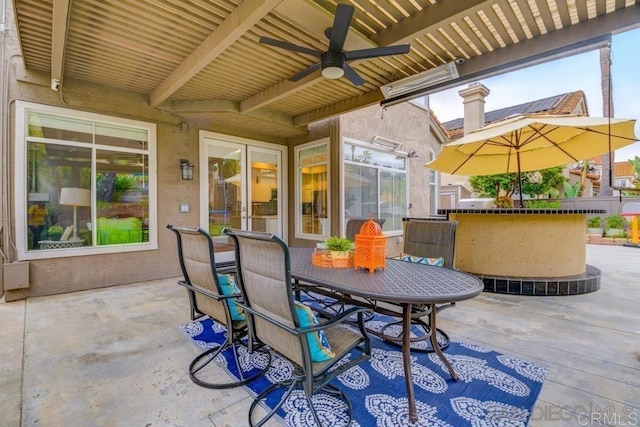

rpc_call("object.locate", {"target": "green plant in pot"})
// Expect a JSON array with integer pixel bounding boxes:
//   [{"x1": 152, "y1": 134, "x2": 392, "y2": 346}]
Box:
[
  {"x1": 605, "y1": 214, "x2": 625, "y2": 237},
  {"x1": 325, "y1": 236, "x2": 353, "y2": 258},
  {"x1": 47, "y1": 224, "x2": 64, "y2": 241},
  {"x1": 586, "y1": 216, "x2": 603, "y2": 235}
]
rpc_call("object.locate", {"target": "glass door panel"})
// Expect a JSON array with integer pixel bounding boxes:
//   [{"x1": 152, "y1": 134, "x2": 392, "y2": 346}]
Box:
[
  {"x1": 248, "y1": 147, "x2": 281, "y2": 235},
  {"x1": 202, "y1": 137, "x2": 283, "y2": 262},
  {"x1": 206, "y1": 140, "x2": 246, "y2": 245}
]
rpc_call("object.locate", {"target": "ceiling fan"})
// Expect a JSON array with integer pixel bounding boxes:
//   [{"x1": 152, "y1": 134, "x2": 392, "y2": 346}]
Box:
[{"x1": 259, "y1": 4, "x2": 410, "y2": 86}]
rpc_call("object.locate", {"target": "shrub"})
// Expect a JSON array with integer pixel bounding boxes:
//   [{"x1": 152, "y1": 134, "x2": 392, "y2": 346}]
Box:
[
  {"x1": 605, "y1": 214, "x2": 625, "y2": 229},
  {"x1": 524, "y1": 200, "x2": 561, "y2": 209},
  {"x1": 325, "y1": 236, "x2": 353, "y2": 251},
  {"x1": 587, "y1": 216, "x2": 602, "y2": 228}
]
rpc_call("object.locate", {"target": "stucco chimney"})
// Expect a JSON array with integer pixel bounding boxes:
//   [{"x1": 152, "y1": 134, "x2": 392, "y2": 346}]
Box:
[{"x1": 459, "y1": 82, "x2": 490, "y2": 135}]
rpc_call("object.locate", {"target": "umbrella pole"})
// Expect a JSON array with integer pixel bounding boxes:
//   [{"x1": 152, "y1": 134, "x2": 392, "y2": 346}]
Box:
[{"x1": 517, "y1": 151, "x2": 524, "y2": 208}]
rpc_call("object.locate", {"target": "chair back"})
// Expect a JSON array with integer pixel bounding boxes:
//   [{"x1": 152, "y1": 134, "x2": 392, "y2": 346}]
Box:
[
  {"x1": 346, "y1": 217, "x2": 386, "y2": 241},
  {"x1": 224, "y1": 229, "x2": 305, "y2": 366},
  {"x1": 403, "y1": 219, "x2": 457, "y2": 269},
  {"x1": 167, "y1": 225, "x2": 228, "y2": 324}
]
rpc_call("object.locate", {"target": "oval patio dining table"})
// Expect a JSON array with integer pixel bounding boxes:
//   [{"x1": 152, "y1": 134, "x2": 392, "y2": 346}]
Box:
[{"x1": 288, "y1": 247, "x2": 484, "y2": 423}]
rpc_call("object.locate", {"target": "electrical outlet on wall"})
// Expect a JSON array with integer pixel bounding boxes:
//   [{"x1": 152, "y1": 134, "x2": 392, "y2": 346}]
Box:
[{"x1": 179, "y1": 203, "x2": 190, "y2": 213}]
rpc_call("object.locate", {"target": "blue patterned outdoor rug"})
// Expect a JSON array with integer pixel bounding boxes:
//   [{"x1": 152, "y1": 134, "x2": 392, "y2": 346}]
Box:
[{"x1": 179, "y1": 315, "x2": 548, "y2": 426}]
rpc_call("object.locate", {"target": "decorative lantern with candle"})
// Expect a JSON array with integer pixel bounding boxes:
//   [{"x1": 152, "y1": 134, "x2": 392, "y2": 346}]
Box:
[{"x1": 354, "y1": 217, "x2": 386, "y2": 273}]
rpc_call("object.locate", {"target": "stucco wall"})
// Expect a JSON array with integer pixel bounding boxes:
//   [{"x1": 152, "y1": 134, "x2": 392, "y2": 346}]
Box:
[
  {"x1": 3, "y1": 74, "x2": 208, "y2": 301},
  {"x1": 2, "y1": 45, "x2": 441, "y2": 300},
  {"x1": 339, "y1": 102, "x2": 442, "y2": 219}
]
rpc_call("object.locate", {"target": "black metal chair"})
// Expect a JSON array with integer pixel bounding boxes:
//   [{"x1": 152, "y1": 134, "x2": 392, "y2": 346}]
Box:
[
  {"x1": 167, "y1": 224, "x2": 270, "y2": 389},
  {"x1": 345, "y1": 217, "x2": 386, "y2": 241},
  {"x1": 381, "y1": 219, "x2": 458, "y2": 351},
  {"x1": 224, "y1": 228, "x2": 371, "y2": 427}
]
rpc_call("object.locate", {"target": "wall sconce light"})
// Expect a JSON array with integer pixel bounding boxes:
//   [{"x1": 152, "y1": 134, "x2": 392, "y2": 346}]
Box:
[
  {"x1": 180, "y1": 159, "x2": 194, "y2": 181},
  {"x1": 407, "y1": 149, "x2": 419, "y2": 158}
]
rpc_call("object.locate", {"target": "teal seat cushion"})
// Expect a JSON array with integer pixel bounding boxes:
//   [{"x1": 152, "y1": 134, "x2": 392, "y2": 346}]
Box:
[
  {"x1": 294, "y1": 302, "x2": 335, "y2": 362},
  {"x1": 217, "y1": 274, "x2": 245, "y2": 321},
  {"x1": 400, "y1": 253, "x2": 445, "y2": 267}
]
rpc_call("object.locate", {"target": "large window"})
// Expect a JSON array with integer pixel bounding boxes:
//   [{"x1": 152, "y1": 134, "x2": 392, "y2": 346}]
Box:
[
  {"x1": 295, "y1": 141, "x2": 329, "y2": 240},
  {"x1": 344, "y1": 141, "x2": 407, "y2": 234},
  {"x1": 15, "y1": 102, "x2": 157, "y2": 259}
]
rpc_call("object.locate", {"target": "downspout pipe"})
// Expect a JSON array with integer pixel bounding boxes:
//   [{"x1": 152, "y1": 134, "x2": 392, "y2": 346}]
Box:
[{"x1": 1, "y1": 0, "x2": 6, "y2": 33}]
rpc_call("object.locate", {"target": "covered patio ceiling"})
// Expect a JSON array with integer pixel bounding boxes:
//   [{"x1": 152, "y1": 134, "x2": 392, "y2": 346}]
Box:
[{"x1": 12, "y1": 0, "x2": 640, "y2": 140}]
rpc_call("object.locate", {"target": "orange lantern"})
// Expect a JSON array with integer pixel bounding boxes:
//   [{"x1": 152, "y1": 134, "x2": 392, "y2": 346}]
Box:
[{"x1": 354, "y1": 218, "x2": 386, "y2": 273}]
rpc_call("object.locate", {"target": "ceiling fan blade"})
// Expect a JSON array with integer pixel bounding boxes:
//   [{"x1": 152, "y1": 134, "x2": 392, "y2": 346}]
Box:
[
  {"x1": 259, "y1": 36, "x2": 322, "y2": 57},
  {"x1": 289, "y1": 62, "x2": 322, "y2": 82},
  {"x1": 345, "y1": 44, "x2": 411, "y2": 61},
  {"x1": 328, "y1": 4, "x2": 354, "y2": 52},
  {"x1": 344, "y1": 64, "x2": 365, "y2": 86}
]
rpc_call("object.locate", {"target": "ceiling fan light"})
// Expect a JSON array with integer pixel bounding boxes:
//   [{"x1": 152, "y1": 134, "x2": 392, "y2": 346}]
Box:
[
  {"x1": 322, "y1": 66, "x2": 344, "y2": 79},
  {"x1": 321, "y1": 51, "x2": 345, "y2": 80}
]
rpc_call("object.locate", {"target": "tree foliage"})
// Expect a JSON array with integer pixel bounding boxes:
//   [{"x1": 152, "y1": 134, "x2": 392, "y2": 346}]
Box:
[
  {"x1": 630, "y1": 156, "x2": 640, "y2": 187},
  {"x1": 469, "y1": 166, "x2": 566, "y2": 199}
]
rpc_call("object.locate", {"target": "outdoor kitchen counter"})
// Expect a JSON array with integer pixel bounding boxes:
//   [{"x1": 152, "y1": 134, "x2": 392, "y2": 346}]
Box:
[{"x1": 437, "y1": 209, "x2": 606, "y2": 278}]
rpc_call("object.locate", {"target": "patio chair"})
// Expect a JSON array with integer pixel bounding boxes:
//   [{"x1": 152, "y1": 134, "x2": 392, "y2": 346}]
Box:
[
  {"x1": 382, "y1": 219, "x2": 458, "y2": 351},
  {"x1": 224, "y1": 228, "x2": 371, "y2": 427},
  {"x1": 345, "y1": 217, "x2": 386, "y2": 241},
  {"x1": 166, "y1": 224, "x2": 270, "y2": 389}
]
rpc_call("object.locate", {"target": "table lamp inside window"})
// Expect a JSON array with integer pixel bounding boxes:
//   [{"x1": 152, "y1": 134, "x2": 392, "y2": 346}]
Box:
[{"x1": 59, "y1": 187, "x2": 91, "y2": 242}]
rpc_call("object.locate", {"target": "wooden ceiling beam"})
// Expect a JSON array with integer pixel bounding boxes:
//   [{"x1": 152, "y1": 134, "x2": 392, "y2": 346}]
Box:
[
  {"x1": 293, "y1": 90, "x2": 384, "y2": 127},
  {"x1": 51, "y1": 0, "x2": 72, "y2": 86},
  {"x1": 372, "y1": 0, "x2": 493, "y2": 46},
  {"x1": 240, "y1": 0, "x2": 492, "y2": 114},
  {"x1": 149, "y1": 0, "x2": 281, "y2": 108},
  {"x1": 168, "y1": 99, "x2": 296, "y2": 128},
  {"x1": 380, "y1": 4, "x2": 640, "y2": 107},
  {"x1": 239, "y1": 0, "x2": 378, "y2": 114}
]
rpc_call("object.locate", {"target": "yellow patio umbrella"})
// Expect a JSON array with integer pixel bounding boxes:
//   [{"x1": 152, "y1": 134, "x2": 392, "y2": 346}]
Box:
[{"x1": 427, "y1": 114, "x2": 638, "y2": 207}]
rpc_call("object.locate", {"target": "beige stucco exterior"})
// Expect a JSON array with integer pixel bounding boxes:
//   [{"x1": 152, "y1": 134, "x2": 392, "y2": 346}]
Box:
[{"x1": 1, "y1": 32, "x2": 443, "y2": 301}]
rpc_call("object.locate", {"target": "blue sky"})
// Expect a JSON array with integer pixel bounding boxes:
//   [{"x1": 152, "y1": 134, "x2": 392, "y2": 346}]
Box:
[{"x1": 429, "y1": 27, "x2": 640, "y2": 162}]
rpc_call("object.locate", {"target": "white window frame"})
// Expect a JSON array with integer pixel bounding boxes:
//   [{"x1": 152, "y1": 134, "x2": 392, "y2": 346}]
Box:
[
  {"x1": 429, "y1": 148, "x2": 439, "y2": 214},
  {"x1": 14, "y1": 101, "x2": 158, "y2": 260},
  {"x1": 342, "y1": 137, "x2": 408, "y2": 237},
  {"x1": 295, "y1": 139, "x2": 330, "y2": 241}
]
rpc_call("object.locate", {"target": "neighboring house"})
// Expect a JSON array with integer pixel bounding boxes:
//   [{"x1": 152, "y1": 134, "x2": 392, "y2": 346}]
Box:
[
  {"x1": 434, "y1": 86, "x2": 588, "y2": 206},
  {"x1": 613, "y1": 161, "x2": 635, "y2": 189}
]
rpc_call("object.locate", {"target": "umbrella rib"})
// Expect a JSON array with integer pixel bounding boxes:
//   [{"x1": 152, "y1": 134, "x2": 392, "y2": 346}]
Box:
[
  {"x1": 581, "y1": 127, "x2": 638, "y2": 142},
  {"x1": 451, "y1": 140, "x2": 493, "y2": 174},
  {"x1": 526, "y1": 125, "x2": 579, "y2": 162}
]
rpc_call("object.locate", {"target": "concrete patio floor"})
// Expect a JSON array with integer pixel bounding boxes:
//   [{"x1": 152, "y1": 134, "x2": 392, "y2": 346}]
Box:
[{"x1": 1, "y1": 244, "x2": 638, "y2": 426}]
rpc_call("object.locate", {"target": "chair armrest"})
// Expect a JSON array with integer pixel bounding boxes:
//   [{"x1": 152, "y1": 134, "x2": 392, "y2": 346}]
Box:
[
  {"x1": 301, "y1": 305, "x2": 371, "y2": 334},
  {"x1": 235, "y1": 301, "x2": 299, "y2": 335},
  {"x1": 236, "y1": 301, "x2": 372, "y2": 337},
  {"x1": 177, "y1": 280, "x2": 240, "y2": 302}
]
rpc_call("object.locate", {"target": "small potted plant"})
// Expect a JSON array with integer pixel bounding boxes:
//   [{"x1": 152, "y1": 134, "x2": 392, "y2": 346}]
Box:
[
  {"x1": 586, "y1": 216, "x2": 603, "y2": 235},
  {"x1": 46, "y1": 224, "x2": 64, "y2": 241},
  {"x1": 325, "y1": 236, "x2": 353, "y2": 259},
  {"x1": 604, "y1": 214, "x2": 625, "y2": 237}
]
